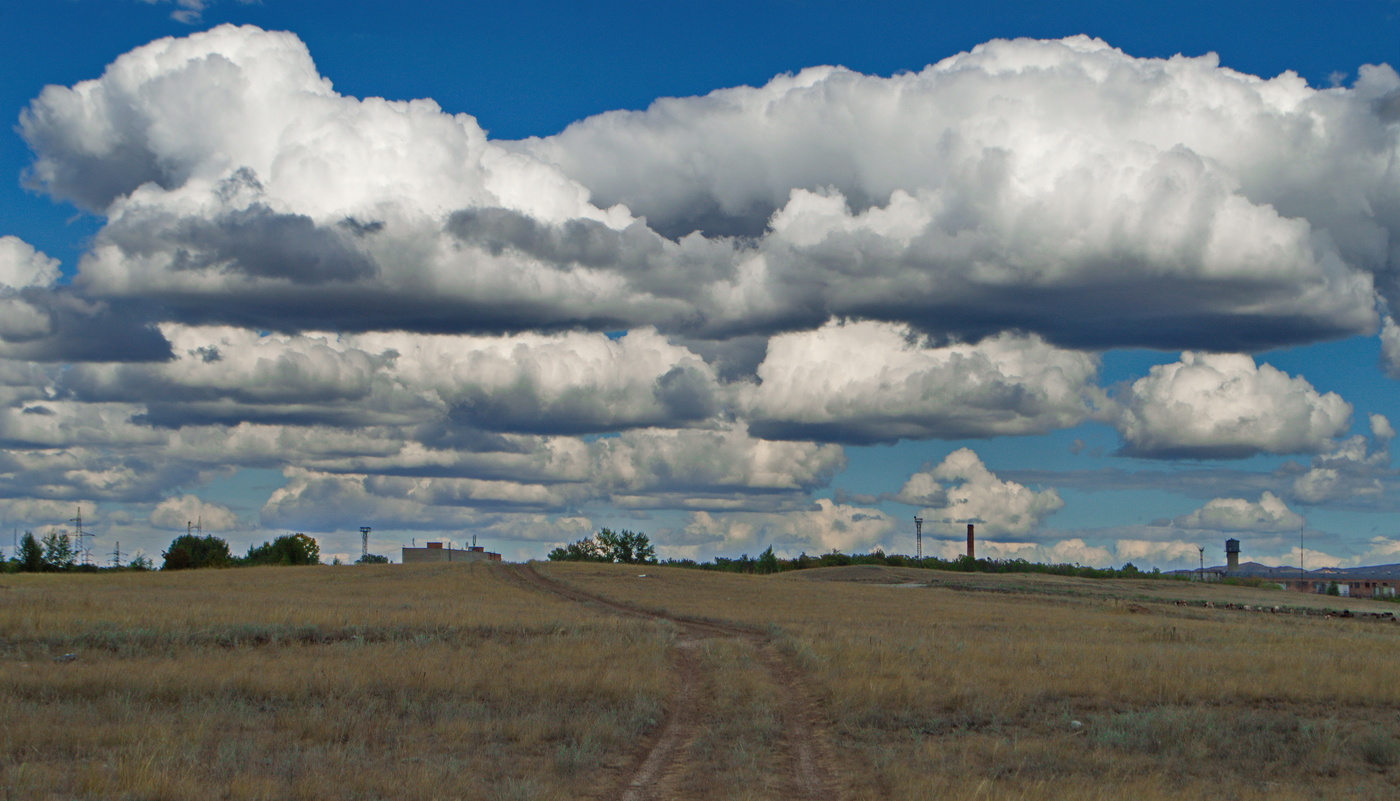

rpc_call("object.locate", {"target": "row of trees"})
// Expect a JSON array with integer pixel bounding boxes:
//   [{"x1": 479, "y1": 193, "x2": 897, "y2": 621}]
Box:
[
  {"x1": 5, "y1": 531, "x2": 329, "y2": 572},
  {"x1": 548, "y1": 529, "x2": 657, "y2": 564},
  {"x1": 661, "y1": 547, "x2": 1164, "y2": 579},
  {"x1": 549, "y1": 529, "x2": 1164, "y2": 579},
  {"x1": 161, "y1": 533, "x2": 322, "y2": 569},
  {"x1": 6, "y1": 531, "x2": 151, "y2": 573},
  {"x1": 12, "y1": 525, "x2": 1166, "y2": 579}
]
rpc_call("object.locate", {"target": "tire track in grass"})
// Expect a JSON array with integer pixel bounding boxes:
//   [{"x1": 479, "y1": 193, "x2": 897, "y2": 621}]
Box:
[{"x1": 495, "y1": 562, "x2": 842, "y2": 801}]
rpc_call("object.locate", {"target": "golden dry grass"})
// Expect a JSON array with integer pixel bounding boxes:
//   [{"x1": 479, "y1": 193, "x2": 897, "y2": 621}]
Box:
[
  {"x1": 672, "y1": 637, "x2": 785, "y2": 800},
  {"x1": 10, "y1": 561, "x2": 1400, "y2": 800},
  {"x1": 1, "y1": 563, "x2": 671, "y2": 801},
  {"x1": 544, "y1": 562, "x2": 1400, "y2": 800}
]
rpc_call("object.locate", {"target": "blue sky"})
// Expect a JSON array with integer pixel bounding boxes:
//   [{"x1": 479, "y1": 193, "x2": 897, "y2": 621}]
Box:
[{"x1": 1, "y1": 0, "x2": 1398, "y2": 567}]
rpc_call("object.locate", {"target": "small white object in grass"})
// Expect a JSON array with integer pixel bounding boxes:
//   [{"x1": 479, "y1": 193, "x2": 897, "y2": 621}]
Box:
[
  {"x1": 1069, "y1": 720, "x2": 1083, "y2": 730},
  {"x1": 637, "y1": 574, "x2": 649, "y2": 578},
  {"x1": 53, "y1": 653, "x2": 78, "y2": 663}
]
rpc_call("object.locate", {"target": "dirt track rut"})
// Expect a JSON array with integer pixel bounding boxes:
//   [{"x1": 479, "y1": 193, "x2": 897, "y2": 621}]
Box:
[{"x1": 497, "y1": 563, "x2": 842, "y2": 801}]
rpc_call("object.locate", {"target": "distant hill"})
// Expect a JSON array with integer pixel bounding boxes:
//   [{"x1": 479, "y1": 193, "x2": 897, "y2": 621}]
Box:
[{"x1": 1196, "y1": 561, "x2": 1400, "y2": 580}]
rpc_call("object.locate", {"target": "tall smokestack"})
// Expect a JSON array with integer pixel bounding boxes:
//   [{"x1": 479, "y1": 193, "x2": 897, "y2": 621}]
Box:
[{"x1": 967, "y1": 523, "x2": 975, "y2": 560}]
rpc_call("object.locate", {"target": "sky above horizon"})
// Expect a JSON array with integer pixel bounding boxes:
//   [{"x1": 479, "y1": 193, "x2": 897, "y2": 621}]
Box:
[{"x1": 2, "y1": 0, "x2": 1399, "y2": 568}]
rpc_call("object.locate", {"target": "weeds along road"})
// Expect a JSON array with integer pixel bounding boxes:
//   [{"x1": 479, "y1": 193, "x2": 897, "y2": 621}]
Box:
[{"x1": 496, "y1": 562, "x2": 843, "y2": 801}]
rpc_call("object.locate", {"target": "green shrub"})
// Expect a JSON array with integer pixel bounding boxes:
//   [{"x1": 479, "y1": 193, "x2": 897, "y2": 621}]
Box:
[
  {"x1": 1356, "y1": 730, "x2": 1400, "y2": 767},
  {"x1": 243, "y1": 532, "x2": 320, "y2": 566},
  {"x1": 161, "y1": 534, "x2": 233, "y2": 570}
]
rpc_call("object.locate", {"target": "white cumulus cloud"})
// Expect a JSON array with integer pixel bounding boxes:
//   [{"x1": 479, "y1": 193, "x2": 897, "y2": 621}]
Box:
[
  {"x1": 17, "y1": 29, "x2": 1398, "y2": 349},
  {"x1": 1287, "y1": 418, "x2": 1393, "y2": 504},
  {"x1": 526, "y1": 35, "x2": 1395, "y2": 346},
  {"x1": 0, "y1": 237, "x2": 59, "y2": 289},
  {"x1": 1174, "y1": 491, "x2": 1304, "y2": 532},
  {"x1": 149, "y1": 494, "x2": 240, "y2": 531},
  {"x1": 896, "y1": 448, "x2": 1064, "y2": 535},
  {"x1": 1107, "y1": 352, "x2": 1351, "y2": 458},
  {"x1": 1114, "y1": 539, "x2": 1208, "y2": 567},
  {"x1": 1382, "y1": 316, "x2": 1400, "y2": 379},
  {"x1": 743, "y1": 320, "x2": 1099, "y2": 444},
  {"x1": 60, "y1": 325, "x2": 722, "y2": 434},
  {"x1": 677, "y1": 500, "x2": 897, "y2": 555}
]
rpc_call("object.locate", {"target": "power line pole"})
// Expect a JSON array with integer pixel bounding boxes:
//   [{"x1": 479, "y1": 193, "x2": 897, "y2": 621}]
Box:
[
  {"x1": 71, "y1": 505, "x2": 91, "y2": 567},
  {"x1": 1300, "y1": 523, "x2": 1306, "y2": 588}
]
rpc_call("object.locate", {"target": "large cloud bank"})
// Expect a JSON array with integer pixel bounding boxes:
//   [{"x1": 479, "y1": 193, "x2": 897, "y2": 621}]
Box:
[
  {"x1": 17, "y1": 27, "x2": 1399, "y2": 350},
  {"x1": 4, "y1": 25, "x2": 1399, "y2": 559}
]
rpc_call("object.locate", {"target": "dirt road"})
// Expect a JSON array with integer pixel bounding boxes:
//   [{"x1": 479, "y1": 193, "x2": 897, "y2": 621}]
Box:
[{"x1": 497, "y1": 563, "x2": 842, "y2": 801}]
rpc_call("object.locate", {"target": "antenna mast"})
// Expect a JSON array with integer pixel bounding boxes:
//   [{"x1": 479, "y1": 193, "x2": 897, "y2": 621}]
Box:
[
  {"x1": 913, "y1": 516, "x2": 923, "y2": 559},
  {"x1": 360, "y1": 526, "x2": 372, "y2": 560}
]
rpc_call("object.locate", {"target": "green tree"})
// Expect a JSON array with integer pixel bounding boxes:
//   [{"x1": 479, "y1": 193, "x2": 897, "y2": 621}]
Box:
[
  {"x1": 756, "y1": 545, "x2": 779, "y2": 575},
  {"x1": 596, "y1": 529, "x2": 656, "y2": 564},
  {"x1": 244, "y1": 533, "x2": 321, "y2": 566},
  {"x1": 548, "y1": 536, "x2": 608, "y2": 562},
  {"x1": 41, "y1": 531, "x2": 76, "y2": 571},
  {"x1": 548, "y1": 529, "x2": 657, "y2": 564},
  {"x1": 161, "y1": 534, "x2": 233, "y2": 570},
  {"x1": 128, "y1": 552, "x2": 154, "y2": 571},
  {"x1": 17, "y1": 532, "x2": 44, "y2": 573},
  {"x1": 355, "y1": 553, "x2": 389, "y2": 564}
]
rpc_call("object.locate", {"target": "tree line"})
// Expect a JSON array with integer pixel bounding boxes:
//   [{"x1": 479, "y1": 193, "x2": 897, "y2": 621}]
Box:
[
  {"x1": 3, "y1": 530, "x2": 357, "y2": 572},
  {"x1": 548, "y1": 530, "x2": 1166, "y2": 580},
  {"x1": 664, "y1": 547, "x2": 1164, "y2": 579},
  {"x1": 12, "y1": 523, "x2": 1170, "y2": 579}
]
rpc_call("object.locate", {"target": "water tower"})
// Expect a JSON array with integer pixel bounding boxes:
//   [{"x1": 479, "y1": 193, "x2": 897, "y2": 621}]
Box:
[{"x1": 1225, "y1": 538, "x2": 1240, "y2": 572}]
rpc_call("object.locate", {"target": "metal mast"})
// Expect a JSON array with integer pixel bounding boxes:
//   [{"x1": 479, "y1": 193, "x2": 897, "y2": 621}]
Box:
[{"x1": 71, "y1": 505, "x2": 91, "y2": 567}]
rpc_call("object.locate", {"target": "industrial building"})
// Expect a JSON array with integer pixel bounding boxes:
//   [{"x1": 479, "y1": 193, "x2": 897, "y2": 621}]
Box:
[{"x1": 401, "y1": 542, "x2": 502, "y2": 563}]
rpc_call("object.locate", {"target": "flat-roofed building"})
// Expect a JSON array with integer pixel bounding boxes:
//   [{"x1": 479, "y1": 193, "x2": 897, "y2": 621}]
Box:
[{"x1": 401, "y1": 542, "x2": 502, "y2": 563}]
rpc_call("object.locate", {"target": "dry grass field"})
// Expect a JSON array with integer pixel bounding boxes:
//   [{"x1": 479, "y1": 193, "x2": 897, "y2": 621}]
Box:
[
  {"x1": 0, "y1": 563, "x2": 671, "y2": 801},
  {"x1": 6, "y1": 561, "x2": 1400, "y2": 800},
  {"x1": 547, "y1": 562, "x2": 1400, "y2": 801}
]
